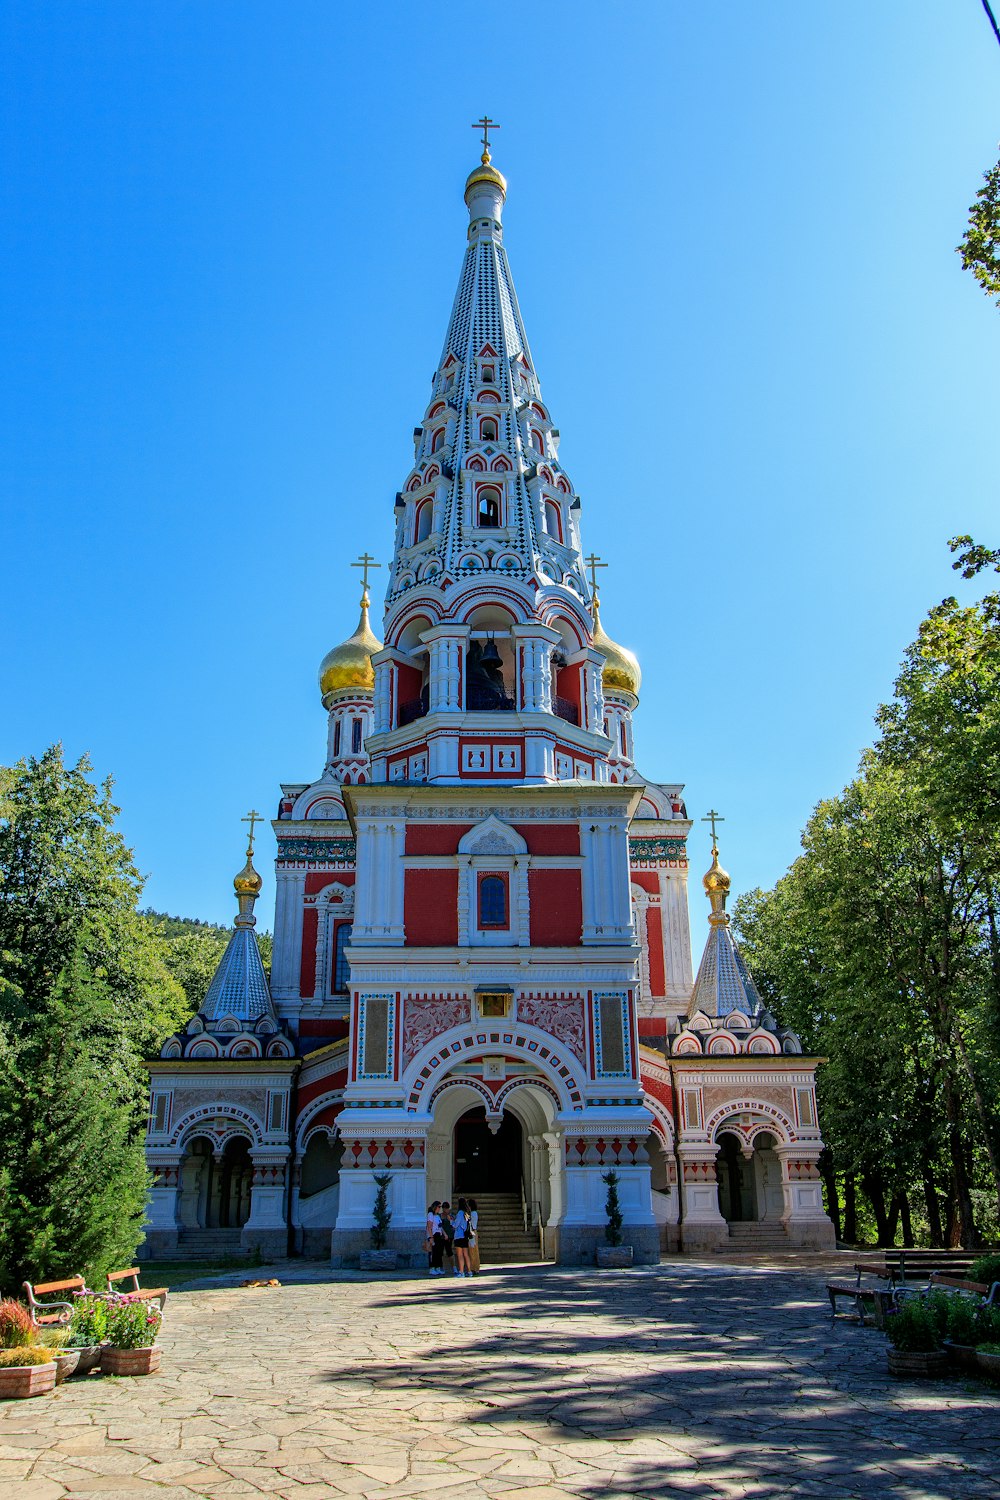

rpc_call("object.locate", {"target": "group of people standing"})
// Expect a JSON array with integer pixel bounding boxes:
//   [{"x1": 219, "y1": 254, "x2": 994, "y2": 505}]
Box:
[{"x1": 426, "y1": 1198, "x2": 479, "y2": 1277}]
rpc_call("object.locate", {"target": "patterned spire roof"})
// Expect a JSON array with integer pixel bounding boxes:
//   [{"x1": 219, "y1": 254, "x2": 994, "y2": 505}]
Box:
[
  {"x1": 690, "y1": 921, "x2": 764, "y2": 1019},
  {"x1": 385, "y1": 149, "x2": 591, "y2": 614},
  {"x1": 202, "y1": 926, "x2": 274, "y2": 1023},
  {"x1": 202, "y1": 823, "x2": 276, "y2": 1024},
  {"x1": 690, "y1": 836, "x2": 763, "y2": 1018}
]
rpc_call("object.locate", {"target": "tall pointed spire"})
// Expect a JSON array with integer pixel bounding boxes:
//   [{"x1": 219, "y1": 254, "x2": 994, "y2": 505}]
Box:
[
  {"x1": 202, "y1": 819, "x2": 275, "y2": 1023},
  {"x1": 689, "y1": 826, "x2": 764, "y2": 1018}
]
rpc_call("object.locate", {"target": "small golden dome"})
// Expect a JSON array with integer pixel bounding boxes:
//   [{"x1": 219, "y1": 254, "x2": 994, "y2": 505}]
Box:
[
  {"x1": 591, "y1": 596, "x2": 641, "y2": 698},
  {"x1": 465, "y1": 151, "x2": 507, "y2": 199},
  {"x1": 234, "y1": 855, "x2": 263, "y2": 897},
  {"x1": 318, "y1": 594, "x2": 383, "y2": 706},
  {"x1": 703, "y1": 848, "x2": 731, "y2": 898}
]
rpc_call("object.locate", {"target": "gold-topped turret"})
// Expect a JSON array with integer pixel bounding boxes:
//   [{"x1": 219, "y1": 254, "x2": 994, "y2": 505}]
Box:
[
  {"x1": 234, "y1": 810, "x2": 263, "y2": 926},
  {"x1": 465, "y1": 115, "x2": 507, "y2": 201},
  {"x1": 318, "y1": 555, "x2": 384, "y2": 707},
  {"x1": 591, "y1": 594, "x2": 641, "y2": 699},
  {"x1": 701, "y1": 810, "x2": 731, "y2": 927}
]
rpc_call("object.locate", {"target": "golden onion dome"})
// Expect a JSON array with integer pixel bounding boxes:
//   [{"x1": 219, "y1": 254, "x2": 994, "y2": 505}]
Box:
[
  {"x1": 318, "y1": 594, "x2": 383, "y2": 706},
  {"x1": 703, "y1": 848, "x2": 731, "y2": 899},
  {"x1": 234, "y1": 853, "x2": 263, "y2": 898},
  {"x1": 591, "y1": 596, "x2": 641, "y2": 698},
  {"x1": 465, "y1": 151, "x2": 507, "y2": 200}
]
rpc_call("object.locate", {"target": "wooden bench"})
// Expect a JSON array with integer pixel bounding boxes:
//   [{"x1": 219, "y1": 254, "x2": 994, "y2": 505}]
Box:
[
  {"x1": 853, "y1": 1250, "x2": 980, "y2": 1285},
  {"x1": 106, "y1": 1268, "x2": 168, "y2": 1312},
  {"x1": 22, "y1": 1275, "x2": 86, "y2": 1328}
]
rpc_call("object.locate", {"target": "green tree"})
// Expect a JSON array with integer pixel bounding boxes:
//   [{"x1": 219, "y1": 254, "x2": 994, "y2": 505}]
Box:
[
  {"x1": 735, "y1": 540, "x2": 1000, "y2": 1248},
  {"x1": 0, "y1": 746, "x2": 185, "y2": 1288},
  {"x1": 144, "y1": 911, "x2": 273, "y2": 1015},
  {"x1": 958, "y1": 155, "x2": 1000, "y2": 305}
]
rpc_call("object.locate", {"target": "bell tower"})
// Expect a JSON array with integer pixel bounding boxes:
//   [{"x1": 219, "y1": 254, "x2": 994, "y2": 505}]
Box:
[{"x1": 366, "y1": 135, "x2": 627, "y2": 787}]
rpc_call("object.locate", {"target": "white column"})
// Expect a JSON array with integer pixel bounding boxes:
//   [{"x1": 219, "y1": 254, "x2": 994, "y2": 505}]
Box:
[
  {"x1": 511, "y1": 624, "x2": 560, "y2": 714},
  {"x1": 422, "y1": 625, "x2": 469, "y2": 713},
  {"x1": 272, "y1": 868, "x2": 306, "y2": 1004}
]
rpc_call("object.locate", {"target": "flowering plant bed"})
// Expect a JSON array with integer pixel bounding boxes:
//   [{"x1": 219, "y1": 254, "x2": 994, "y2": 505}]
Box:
[
  {"x1": 100, "y1": 1296, "x2": 162, "y2": 1375},
  {"x1": 0, "y1": 1299, "x2": 34, "y2": 1348},
  {"x1": 0, "y1": 1348, "x2": 57, "y2": 1400}
]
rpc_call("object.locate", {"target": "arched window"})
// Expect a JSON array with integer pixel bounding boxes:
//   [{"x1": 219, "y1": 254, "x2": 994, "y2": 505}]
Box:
[
  {"x1": 476, "y1": 485, "x2": 501, "y2": 527},
  {"x1": 333, "y1": 923, "x2": 353, "y2": 992},
  {"x1": 351, "y1": 719, "x2": 363, "y2": 754},
  {"x1": 414, "y1": 499, "x2": 433, "y2": 543},
  {"x1": 482, "y1": 364, "x2": 495, "y2": 383},
  {"x1": 480, "y1": 416, "x2": 498, "y2": 442},
  {"x1": 333, "y1": 720, "x2": 341, "y2": 757},
  {"x1": 530, "y1": 428, "x2": 544, "y2": 453},
  {"x1": 478, "y1": 874, "x2": 508, "y2": 929},
  {"x1": 544, "y1": 500, "x2": 562, "y2": 541},
  {"x1": 430, "y1": 427, "x2": 445, "y2": 453}
]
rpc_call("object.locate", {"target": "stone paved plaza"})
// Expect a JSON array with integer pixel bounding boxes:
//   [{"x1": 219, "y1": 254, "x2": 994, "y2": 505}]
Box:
[{"x1": 1, "y1": 1259, "x2": 997, "y2": 1500}]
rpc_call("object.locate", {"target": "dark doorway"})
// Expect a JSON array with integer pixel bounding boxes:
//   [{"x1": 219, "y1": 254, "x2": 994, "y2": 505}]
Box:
[
  {"x1": 717, "y1": 1131, "x2": 757, "y2": 1223},
  {"x1": 453, "y1": 1107, "x2": 522, "y2": 1192}
]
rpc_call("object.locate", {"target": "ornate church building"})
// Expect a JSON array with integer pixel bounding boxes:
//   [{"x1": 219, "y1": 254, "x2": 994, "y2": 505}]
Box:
[{"x1": 144, "y1": 136, "x2": 835, "y2": 1265}]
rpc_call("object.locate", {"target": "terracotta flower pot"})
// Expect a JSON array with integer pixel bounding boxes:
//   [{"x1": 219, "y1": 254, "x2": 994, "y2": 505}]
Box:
[
  {"x1": 887, "y1": 1347, "x2": 948, "y2": 1379},
  {"x1": 597, "y1": 1245, "x2": 634, "y2": 1268},
  {"x1": 100, "y1": 1345, "x2": 162, "y2": 1377},
  {"x1": 0, "y1": 1361, "x2": 57, "y2": 1400},
  {"x1": 52, "y1": 1349, "x2": 80, "y2": 1384},
  {"x1": 69, "y1": 1345, "x2": 103, "y2": 1374}
]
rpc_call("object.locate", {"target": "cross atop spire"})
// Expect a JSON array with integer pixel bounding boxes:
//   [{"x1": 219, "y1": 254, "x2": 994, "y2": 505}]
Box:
[
  {"x1": 471, "y1": 115, "x2": 500, "y2": 162},
  {"x1": 584, "y1": 552, "x2": 608, "y2": 596},
  {"x1": 241, "y1": 808, "x2": 262, "y2": 857},
  {"x1": 701, "y1": 808, "x2": 725, "y2": 849},
  {"x1": 352, "y1": 551, "x2": 380, "y2": 601}
]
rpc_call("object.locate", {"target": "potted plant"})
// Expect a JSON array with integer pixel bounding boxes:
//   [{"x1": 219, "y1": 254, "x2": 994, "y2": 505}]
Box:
[
  {"x1": 941, "y1": 1290, "x2": 982, "y2": 1371},
  {"x1": 884, "y1": 1293, "x2": 948, "y2": 1378},
  {"x1": 976, "y1": 1341, "x2": 1000, "y2": 1377},
  {"x1": 360, "y1": 1173, "x2": 398, "y2": 1271},
  {"x1": 100, "y1": 1298, "x2": 162, "y2": 1376},
  {"x1": 596, "y1": 1170, "x2": 633, "y2": 1267},
  {"x1": 0, "y1": 1298, "x2": 35, "y2": 1350},
  {"x1": 0, "y1": 1348, "x2": 58, "y2": 1400},
  {"x1": 38, "y1": 1327, "x2": 81, "y2": 1383},
  {"x1": 67, "y1": 1294, "x2": 108, "y2": 1374}
]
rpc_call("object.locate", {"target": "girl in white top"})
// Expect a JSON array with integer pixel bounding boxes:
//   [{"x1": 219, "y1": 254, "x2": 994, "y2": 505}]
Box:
[{"x1": 426, "y1": 1202, "x2": 444, "y2": 1276}]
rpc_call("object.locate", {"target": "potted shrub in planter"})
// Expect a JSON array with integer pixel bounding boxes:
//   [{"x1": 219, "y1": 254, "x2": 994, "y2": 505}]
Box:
[
  {"x1": 360, "y1": 1173, "x2": 398, "y2": 1271},
  {"x1": 596, "y1": 1170, "x2": 633, "y2": 1268},
  {"x1": 884, "y1": 1293, "x2": 948, "y2": 1378},
  {"x1": 976, "y1": 1341, "x2": 1000, "y2": 1378},
  {"x1": 67, "y1": 1294, "x2": 108, "y2": 1374},
  {"x1": 38, "y1": 1328, "x2": 81, "y2": 1384},
  {"x1": 0, "y1": 1348, "x2": 58, "y2": 1400},
  {"x1": 0, "y1": 1298, "x2": 35, "y2": 1350},
  {"x1": 100, "y1": 1298, "x2": 162, "y2": 1376}
]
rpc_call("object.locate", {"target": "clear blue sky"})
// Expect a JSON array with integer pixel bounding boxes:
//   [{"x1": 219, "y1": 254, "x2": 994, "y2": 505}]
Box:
[{"x1": 2, "y1": 3, "x2": 998, "y2": 944}]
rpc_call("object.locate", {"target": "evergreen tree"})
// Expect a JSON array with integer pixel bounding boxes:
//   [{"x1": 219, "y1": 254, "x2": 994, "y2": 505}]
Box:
[
  {"x1": 0, "y1": 746, "x2": 185, "y2": 1288},
  {"x1": 371, "y1": 1173, "x2": 392, "y2": 1250},
  {"x1": 602, "y1": 1170, "x2": 623, "y2": 1246}
]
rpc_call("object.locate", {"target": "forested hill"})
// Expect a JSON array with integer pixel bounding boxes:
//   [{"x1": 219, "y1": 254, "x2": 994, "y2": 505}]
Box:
[{"x1": 143, "y1": 909, "x2": 273, "y2": 1015}]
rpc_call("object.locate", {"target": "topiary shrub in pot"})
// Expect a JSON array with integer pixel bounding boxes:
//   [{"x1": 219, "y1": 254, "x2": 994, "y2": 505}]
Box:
[
  {"x1": 360, "y1": 1173, "x2": 398, "y2": 1271},
  {"x1": 0, "y1": 1347, "x2": 58, "y2": 1400},
  {"x1": 884, "y1": 1293, "x2": 948, "y2": 1378},
  {"x1": 0, "y1": 1299, "x2": 35, "y2": 1349},
  {"x1": 100, "y1": 1298, "x2": 162, "y2": 1377},
  {"x1": 597, "y1": 1170, "x2": 633, "y2": 1268},
  {"x1": 68, "y1": 1294, "x2": 109, "y2": 1374}
]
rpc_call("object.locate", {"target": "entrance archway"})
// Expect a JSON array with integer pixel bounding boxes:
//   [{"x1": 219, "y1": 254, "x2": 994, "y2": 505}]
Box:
[
  {"x1": 178, "y1": 1133, "x2": 253, "y2": 1229},
  {"x1": 453, "y1": 1108, "x2": 522, "y2": 1192},
  {"x1": 717, "y1": 1131, "x2": 757, "y2": 1223}
]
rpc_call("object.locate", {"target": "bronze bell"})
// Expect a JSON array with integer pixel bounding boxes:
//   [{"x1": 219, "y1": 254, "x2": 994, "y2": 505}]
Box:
[{"x1": 480, "y1": 638, "x2": 502, "y2": 667}]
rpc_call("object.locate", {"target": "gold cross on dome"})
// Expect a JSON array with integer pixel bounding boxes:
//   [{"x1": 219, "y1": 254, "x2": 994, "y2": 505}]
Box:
[
  {"x1": 584, "y1": 552, "x2": 608, "y2": 596},
  {"x1": 351, "y1": 552, "x2": 380, "y2": 598},
  {"x1": 702, "y1": 809, "x2": 725, "y2": 848},
  {"x1": 472, "y1": 115, "x2": 501, "y2": 159},
  {"x1": 241, "y1": 809, "x2": 262, "y2": 855}
]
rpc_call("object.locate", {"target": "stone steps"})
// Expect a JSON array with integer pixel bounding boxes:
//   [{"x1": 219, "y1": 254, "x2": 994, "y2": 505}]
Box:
[
  {"x1": 468, "y1": 1192, "x2": 545, "y2": 1263},
  {"x1": 175, "y1": 1230, "x2": 249, "y2": 1261}
]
